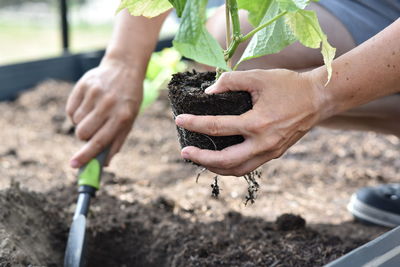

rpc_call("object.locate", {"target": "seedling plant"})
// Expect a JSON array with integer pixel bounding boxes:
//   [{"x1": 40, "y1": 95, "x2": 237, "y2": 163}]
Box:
[{"x1": 117, "y1": 0, "x2": 336, "y2": 203}]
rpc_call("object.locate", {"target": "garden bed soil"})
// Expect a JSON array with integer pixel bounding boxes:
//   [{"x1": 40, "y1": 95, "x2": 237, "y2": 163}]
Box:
[{"x1": 1, "y1": 80, "x2": 399, "y2": 266}]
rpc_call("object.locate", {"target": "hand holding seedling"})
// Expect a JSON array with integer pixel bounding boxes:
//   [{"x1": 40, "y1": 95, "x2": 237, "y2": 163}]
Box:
[
  {"x1": 176, "y1": 19, "x2": 400, "y2": 176},
  {"x1": 175, "y1": 69, "x2": 320, "y2": 176}
]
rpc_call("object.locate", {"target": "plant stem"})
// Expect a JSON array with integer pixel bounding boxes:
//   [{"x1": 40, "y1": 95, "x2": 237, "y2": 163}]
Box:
[
  {"x1": 225, "y1": 10, "x2": 288, "y2": 65},
  {"x1": 221, "y1": 2, "x2": 287, "y2": 75},
  {"x1": 228, "y1": 0, "x2": 241, "y2": 38},
  {"x1": 241, "y1": 11, "x2": 287, "y2": 42},
  {"x1": 224, "y1": 0, "x2": 241, "y2": 63},
  {"x1": 225, "y1": 2, "x2": 232, "y2": 69}
]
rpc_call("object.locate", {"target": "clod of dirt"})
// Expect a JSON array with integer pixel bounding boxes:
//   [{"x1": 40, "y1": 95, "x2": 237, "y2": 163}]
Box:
[
  {"x1": 19, "y1": 159, "x2": 38, "y2": 166},
  {"x1": 152, "y1": 196, "x2": 175, "y2": 212},
  {"x1": 168, "y1": 70, "x2": 252, "y2": 150},
  {"x1": 0, "y1": 148, "x2": 17, "y2": 158},
  {"x1": 52, "y1": 113, "x2": 75, "y2": 135},
  {"x1": 275, "y1": 213, "x2": 306, "y2": 231}
]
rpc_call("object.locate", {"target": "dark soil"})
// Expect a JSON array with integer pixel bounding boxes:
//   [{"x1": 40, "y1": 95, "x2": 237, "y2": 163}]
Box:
[
  {"x1": 168, "y1": 71, "x2": 252, "y2": 150},
  {"x1": 1, "y1": 80, "x2": 399, "y2": 266},
  {"x1": 0, "y1": 184, "x2": 368, "y2": 267}
]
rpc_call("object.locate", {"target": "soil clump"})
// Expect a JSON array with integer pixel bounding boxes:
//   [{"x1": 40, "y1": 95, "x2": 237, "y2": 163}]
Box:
[{"x1": 168, "y1": 71, "x2": 252, "y2": 150}]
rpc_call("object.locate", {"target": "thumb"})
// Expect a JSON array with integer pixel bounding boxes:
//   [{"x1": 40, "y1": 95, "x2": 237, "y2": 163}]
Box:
[{"x1": 205, "y1": 71, "x2": 251, "y2": 95}]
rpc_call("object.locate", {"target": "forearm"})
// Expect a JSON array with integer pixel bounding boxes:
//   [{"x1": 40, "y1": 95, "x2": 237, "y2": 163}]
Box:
[
  {"x1": 312, "y1": 19, "x2": 400, "y2": 120},
  {"x1": 102, "y1": 9, "x2": 170, "y2": 80}
]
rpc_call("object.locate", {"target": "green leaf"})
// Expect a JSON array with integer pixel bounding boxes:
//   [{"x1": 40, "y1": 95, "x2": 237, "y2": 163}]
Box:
[
  {"x1": 237, "y1": 0, "x2": 273, "y2": 26},
  {"x1": 321, "y1": 38, "x2": 336, "y2": 83},
  {"x1": 286, "y1": 10, "x2": 336, "y2": 82},
  {"x1": 117, "y1": 0, "x2": 172, "y2": 18},
  {"x1": 286, "y1": 10, "x2": 319, "y2": 48},
  {"x1": 168, "y1": 0, "x2": 187, "y2": 17},
  {"x1": 173, "y1": 0, "x2": 228, "y2": 70},
  {"x1": 277, "y1": 0, "x2": 309, "y2": 12},
  {"x1": 237, "y1": 2, "x2": 296, "y2": 65}
]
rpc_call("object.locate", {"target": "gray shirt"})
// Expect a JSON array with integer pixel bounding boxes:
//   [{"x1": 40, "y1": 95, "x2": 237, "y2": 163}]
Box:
[{"x1": 319, "y1": 0, "x2": 400, "y2": 44}]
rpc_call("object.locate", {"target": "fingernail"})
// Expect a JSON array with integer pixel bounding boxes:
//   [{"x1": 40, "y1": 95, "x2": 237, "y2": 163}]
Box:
[
  {"x1": 70, "y1": 159, "x2": 80, "y2": 168},
  {"x1": 175, "y1": 115, "x2": 185, "y2": 126},
  {"x1": 205, "y1": 86, "x2": 214, "y2": 94},
  {"x1": 181, "y1": 148, "x2": 190, "y2": 159}
]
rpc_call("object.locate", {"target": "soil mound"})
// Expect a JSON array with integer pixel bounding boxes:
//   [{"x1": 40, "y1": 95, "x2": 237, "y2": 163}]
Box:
[{"x1": 0, "y1": 184, "x2": 366, "y2": 267}]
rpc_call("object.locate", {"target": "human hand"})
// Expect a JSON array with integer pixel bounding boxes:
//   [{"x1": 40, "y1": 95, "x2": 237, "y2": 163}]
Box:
[
  {"x1": 66, "y1": 58, "x2": 143, "y2": 168},
  {"x1": 175, "y1": 69, "x2": 325, "y2": 176}
]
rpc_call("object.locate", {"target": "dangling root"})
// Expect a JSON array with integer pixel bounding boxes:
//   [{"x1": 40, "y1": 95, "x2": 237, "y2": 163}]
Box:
[
  {"x1": 211, "y1": 176, "x2": 221, "y2": 198},
  {"x1": 195, "y1": 168, "x2": 261, "y2": 203},
  {"x1": 243, "y1": 170, "x2": 262, "y2": 205},
  {"x1": 196, "y1": 167, "x2": 207, "y2": 183}
]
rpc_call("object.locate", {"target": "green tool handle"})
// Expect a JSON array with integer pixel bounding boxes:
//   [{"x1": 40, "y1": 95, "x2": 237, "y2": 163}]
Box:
[{"x1": 78, "y1": 148, "x2": 110, "y2": 191}]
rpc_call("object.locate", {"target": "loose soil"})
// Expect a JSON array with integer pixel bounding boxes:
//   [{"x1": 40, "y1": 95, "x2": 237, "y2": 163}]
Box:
[
  {"x1": 1, "y1": 80, "x2": 399, "y2": 266},
  {"x1": 168, "y1": 71, "x2": 252, "y2": 150}
]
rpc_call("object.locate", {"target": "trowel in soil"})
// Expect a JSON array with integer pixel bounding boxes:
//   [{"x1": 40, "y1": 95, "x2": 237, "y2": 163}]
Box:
[{"x1": 64, "y1": 149, "x2": 109, "y2": 267}]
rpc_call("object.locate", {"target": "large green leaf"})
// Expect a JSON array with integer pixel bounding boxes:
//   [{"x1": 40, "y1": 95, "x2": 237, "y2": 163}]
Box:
[
  {"x1": 117, "y1": 0, "x2": 172, "y2": 18},
  {"x1": 277, "y1": 0, "x2": 309, "y2": 12},
  {"x1": 237, "y1": 0, "x2": 273, "y2": 27},
  {"x1": 168, "y1": 0, "x2": 187, "y2": 17},
  {"x1": 237, "y1": 1, "x2": 296, "y2": 65},
  {"x1": 286, "y1": 10, "x2": 336, "y2": 81},
  {"x1": 173, "y1": 0, "x2": 228, "y2": 70}
]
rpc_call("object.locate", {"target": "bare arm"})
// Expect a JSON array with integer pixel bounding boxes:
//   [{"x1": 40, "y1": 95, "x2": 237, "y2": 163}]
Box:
[
  {"x1": 66, "y1": 10, "x2": 170, "y2": 168},
  {"x1": 313, "y1": 19, "x2": 400, "y2": 120},
  {"x1": 104, "y1": 10, "x2": 170, "y2": 80},
  {"x1": 176, "y1": 19, "x2": 400, "y2": 176}
]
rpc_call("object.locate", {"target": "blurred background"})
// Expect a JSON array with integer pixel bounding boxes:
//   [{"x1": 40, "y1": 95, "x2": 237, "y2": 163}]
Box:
[
  {"x1": 0, "y1": 0, "x2": 118, "y2": 64},
  {"x1": 0, "y1": 0, "x2": 224, "y2": 65},
  {"x1": 0, "y1": 0, "x2": 185, "y2": 65}
]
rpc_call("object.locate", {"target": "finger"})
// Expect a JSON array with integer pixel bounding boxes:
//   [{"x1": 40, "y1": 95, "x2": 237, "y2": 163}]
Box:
[
  {"x1": 175, "y1": 113, "x2": 249, "y2": 136},
  {"x1": 72, "y1": 87, "x2": 100, "y2": 124},
  {"x1": 181, "y1": 140, "x2": 254, "y2": 169},
  {"x1": 206, "y1": 150, "x2": 274, "y2": 176},
  {"x1": 104, "y1": 129, "x2": 130, "y2": 166},
  {"x1": 66, "y1": 81, "x2": 86, "y2": 119},
  {"x1": 205, "y1": 71, "x2": 257, "y2": 94},
  {"x1": 75, "y1": 109, "x2": 108, "y2": 141},
  {"x1": 70, "y1": 119, "x2": 120, "y2": 168},
  {"x1": 215, "y1": 154, "x2": 268, "y2": 176},
  {"x1": 211, "y1": 131, "x2": 307, "y2": 176},
  {"x1": 74, "y1": 93, "x2": 118, "y2": 140}
]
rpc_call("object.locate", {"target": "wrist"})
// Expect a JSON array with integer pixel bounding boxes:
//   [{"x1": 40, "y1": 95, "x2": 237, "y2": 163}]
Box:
[
  {"x1": 306, "y1": 67, "x2": 337, "y2": 122},
  {"x1": 102, "y1": 49, "x2": 148, "y2": 80}
]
